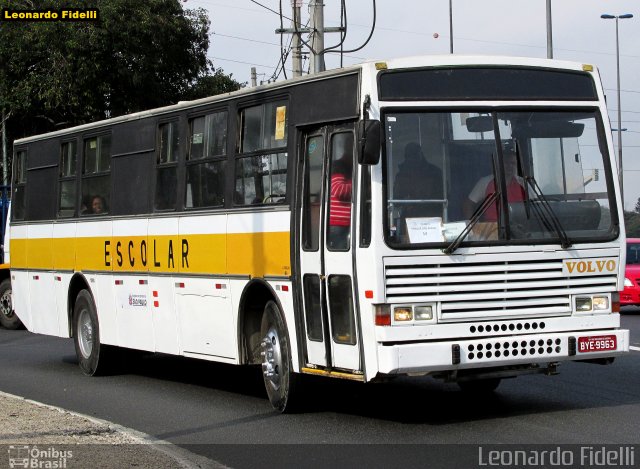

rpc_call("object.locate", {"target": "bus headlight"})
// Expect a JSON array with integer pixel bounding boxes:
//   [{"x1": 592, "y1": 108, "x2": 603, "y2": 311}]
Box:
[
  {"x1": 393, "y1": 306, "x2": 413, "y2": 322},
  {"x1": 414, "y1": 305, "x2": 433, "y2": 321},
  {"x1": 575, "y1": 295, "x2": 610, "y2": 313},
  {"x1": 624, "y1": 277, "x2": 634, "y2": 288},
  {"x1": 592, "y1": 296, "x2": 609, "y2": 311},
  {"x1": 575, "y1": 297, "x2": 592, "y2": 312}
]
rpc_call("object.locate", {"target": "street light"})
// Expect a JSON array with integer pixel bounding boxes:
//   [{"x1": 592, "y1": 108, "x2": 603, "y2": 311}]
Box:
[{"x1": 601, "y1": 13, "x2": 633, "y2": 208}]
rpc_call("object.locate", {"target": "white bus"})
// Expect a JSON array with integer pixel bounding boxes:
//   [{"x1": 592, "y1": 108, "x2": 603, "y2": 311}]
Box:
[{"x1": 8, "y1": 56, "x2": 629, "y2": 411}]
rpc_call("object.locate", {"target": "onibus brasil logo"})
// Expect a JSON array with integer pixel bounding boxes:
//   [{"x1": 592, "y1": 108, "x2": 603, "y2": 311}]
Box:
[{"x1": 8, "y1": 445, "x2": 72, "y2": 468}]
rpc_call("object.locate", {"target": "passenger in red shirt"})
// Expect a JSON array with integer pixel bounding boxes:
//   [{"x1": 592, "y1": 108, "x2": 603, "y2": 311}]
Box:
[
  {"x1": 465, "y1": 149, "x2": 526, "y2": 221},
  {"x1": 328, "y1": 154, "x2": 353, "y2": 250}
]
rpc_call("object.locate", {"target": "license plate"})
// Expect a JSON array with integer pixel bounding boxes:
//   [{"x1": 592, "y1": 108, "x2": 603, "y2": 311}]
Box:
[{"x1": 578, "y1": 335, "x2": 617, "y2": 353}]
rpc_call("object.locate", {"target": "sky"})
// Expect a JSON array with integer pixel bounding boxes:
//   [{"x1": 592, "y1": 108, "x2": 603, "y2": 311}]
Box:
[{"x1": 184, "y1": 0, "x2": 640, "y2": 210}]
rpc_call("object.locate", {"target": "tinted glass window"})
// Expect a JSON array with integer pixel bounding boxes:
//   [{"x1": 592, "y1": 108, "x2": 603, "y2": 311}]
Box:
[{"x1": 379, "y1": 68, "x2": 598, "y2": 101}]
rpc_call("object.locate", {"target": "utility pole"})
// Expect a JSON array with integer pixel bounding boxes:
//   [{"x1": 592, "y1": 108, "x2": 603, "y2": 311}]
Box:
[
  {"x1": 276, "y1": 0, "x2": 343, "y2": 76},
  {"x1": 449, "y1": 0, "x2": 453, "y2": 54},
  {"x1": 291, "y1": 0, "x2": 303, "y2": 77},
  {"x1": 251, "y1": 67, "x2": 257, "y2": 87},
  {"x1": 546, "y1": 0, "x2": 553, "y2": 59},
  {"x1": 310, "y1": 0, "x2": 325, "y2": 73}
]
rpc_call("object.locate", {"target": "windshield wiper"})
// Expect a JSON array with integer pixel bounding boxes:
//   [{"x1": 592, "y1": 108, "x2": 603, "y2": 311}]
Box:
[
  {"x1": 523, "y1": 175, "x2": 572, "y2": 248},
  {"x1": 444, "y1": 191, "x2": 499, "y2": 255}
]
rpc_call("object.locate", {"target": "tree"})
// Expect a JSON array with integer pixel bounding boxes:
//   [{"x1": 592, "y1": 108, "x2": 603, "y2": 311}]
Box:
[{"x1": 0, "y1": 0, "x2": 241, "y2": 142}]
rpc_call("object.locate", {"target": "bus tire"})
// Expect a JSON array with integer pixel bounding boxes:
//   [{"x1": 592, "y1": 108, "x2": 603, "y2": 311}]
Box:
[
  {"x1": 0, "y1": 278, "x2": 23, "y2": 330},
  {"x1": 73, "y1": 289, "x2": 112, "y2": 376},
  {"x1": 260, "y1": 300, "x2": 299, "y2": 412},
  {"x1": 457, "y1": 378, "x2": 501, "y2": 393}
]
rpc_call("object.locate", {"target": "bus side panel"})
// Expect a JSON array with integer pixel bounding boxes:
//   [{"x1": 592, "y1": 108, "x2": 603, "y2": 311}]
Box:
[
  {"x1": 75, "y1": 220, "x2": 116, "y2": 344},
  {"x1": 9, "y1": 224, "x2": 29, "y2": 328},
  {"x1": 53, "y1": 222, "x2": 76, "y2": 337},
  {"x1": 176, "y1": 277, "x2": 236, "y2": 359},
  {"x1": 148, "y1": 217, "x2": 180, "y2": 355},
  {"x1": 149, "y1": 276, "x2": 180, "y2": 355},
  {"x1": 177, "y1": 214, "x2": 236, "y2": 359},
  {"x1": 11, "y1": 270, "x2": 30, "y2": 331},
  {"x1": 27, "y1": 223, "x2": 59, "y2": 336},
  {"x1": 112, "y1": 218, "x2": 154, "y2": 351}
]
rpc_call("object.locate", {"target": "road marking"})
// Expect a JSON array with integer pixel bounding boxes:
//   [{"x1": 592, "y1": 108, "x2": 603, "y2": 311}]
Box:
[{"x1": 630, "y1": 346, "x2": 640, "y2": 352}]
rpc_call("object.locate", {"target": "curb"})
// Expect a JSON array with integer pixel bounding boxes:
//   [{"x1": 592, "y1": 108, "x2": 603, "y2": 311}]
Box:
[{"x1": 0, "y1": 390, "x2": 227, "y2": 469}]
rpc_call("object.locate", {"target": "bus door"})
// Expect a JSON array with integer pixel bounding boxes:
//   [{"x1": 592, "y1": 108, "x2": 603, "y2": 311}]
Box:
[{"x1": 298, "y1": 125, "x2": 360, "y2": 372}]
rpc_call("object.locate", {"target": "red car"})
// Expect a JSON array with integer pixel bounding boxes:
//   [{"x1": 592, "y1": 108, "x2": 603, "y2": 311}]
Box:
[{"x1": 621, "y1": 238, "x2": 640, "y2": 307}]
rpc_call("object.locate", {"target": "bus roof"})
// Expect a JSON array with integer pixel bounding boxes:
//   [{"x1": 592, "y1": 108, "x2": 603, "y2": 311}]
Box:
[{"x1": 14, "y1": 55, "x2": 597, "y2": 145}]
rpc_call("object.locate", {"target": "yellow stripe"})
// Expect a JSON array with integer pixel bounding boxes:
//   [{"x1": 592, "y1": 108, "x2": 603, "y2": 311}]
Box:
[{"x1": 12, "y1": 232, "x2": 291, "y2": 277}]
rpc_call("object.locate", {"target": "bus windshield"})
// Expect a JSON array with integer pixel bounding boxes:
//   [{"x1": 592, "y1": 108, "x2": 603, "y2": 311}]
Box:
[{"x1": 384, "y1": 109, "x2": 617, "y2": 248}]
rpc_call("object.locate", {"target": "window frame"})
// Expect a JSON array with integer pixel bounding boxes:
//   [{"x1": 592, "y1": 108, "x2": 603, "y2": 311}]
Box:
[
  {"x1": 154, "y1": 119, "x2": 181, "y2": 212},
  {"x1": 185, "y1": 109, "x2": 229, "y2": 210},
  {"x1": 12, "y1": 148, "x2": 27, "y2": 221},
  {"x1": 58, "y1": 139, "x2": 78, "y2": 218},
  {"x1": 81, "y1": 133, "x2": 112, "y2": 217},
  {"x1": 234, "y1": 100, "x2": 289, "y2": 207}
]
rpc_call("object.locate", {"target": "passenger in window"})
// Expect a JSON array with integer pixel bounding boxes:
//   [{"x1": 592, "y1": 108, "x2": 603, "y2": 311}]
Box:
[
  {"x1": 394, "y1": 142, "x2": 443, "y2": 219},
  {"x1": 464, "y1": 148, "x2": 525, "y2": 221},
  {"x1": 86, "y1": 195, "x2": 107, "y2": 215},
  {"x1": 328, "y1": 153, "x2": 353, "y2": 250}
]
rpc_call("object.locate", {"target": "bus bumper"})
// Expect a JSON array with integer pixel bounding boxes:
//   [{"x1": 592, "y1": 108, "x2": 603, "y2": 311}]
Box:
[{"x1": 376, "y1": 329, "x2": 630, "y2": 375}]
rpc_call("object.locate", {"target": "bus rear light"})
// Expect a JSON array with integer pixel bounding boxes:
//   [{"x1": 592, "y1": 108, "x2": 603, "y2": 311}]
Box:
[
  {"x1": 612, "y1": 292, "x2": 620, "y2": 313},
  {"x1": 374, "y1": 305, "x2": 391, "y2": 326}
]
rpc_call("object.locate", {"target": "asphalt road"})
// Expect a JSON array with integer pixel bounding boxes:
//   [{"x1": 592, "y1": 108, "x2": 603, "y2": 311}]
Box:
[{"x1": 1, "y1": 310, "x2": 640, "y2": 468}]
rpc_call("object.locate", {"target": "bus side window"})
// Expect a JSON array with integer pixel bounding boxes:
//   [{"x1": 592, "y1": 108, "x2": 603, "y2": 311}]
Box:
[
  {"x1": 58, "y1": 141, "x2": 77, "y2": 218},
  {"x1": 81, "y1": 135, "x2": 111, "y2": 215},
  {"x1": 156, "y1": 121, "x2": 179, "y2": 211},
  {"x1": 235, "y1": 101, "x2": 288, "y2": 206},
  {"x1": 185, "y1": 111, "x2": 227, "y2": 209}
]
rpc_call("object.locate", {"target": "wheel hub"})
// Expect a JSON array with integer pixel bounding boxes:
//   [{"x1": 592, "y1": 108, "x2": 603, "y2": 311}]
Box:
[
  {"x1": 261, "y1": 326, "x2": 282, "y2": 389},
  {"x1": 78, "y1": 310, "x2": 94, "y2": 358},
  {"x1": 0, "y1": 290, "x2": 13, "y2": 318}
]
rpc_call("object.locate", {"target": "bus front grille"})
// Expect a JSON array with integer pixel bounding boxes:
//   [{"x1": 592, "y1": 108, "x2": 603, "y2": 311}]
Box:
[{"x1": 383, "y1": 252, "x2": 618, "y2": 322}]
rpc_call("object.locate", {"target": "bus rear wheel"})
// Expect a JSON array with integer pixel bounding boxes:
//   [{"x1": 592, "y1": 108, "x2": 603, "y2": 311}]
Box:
[
  {"x1": 260, "y1": 300, "x2": 299, "y2": 412},
  {"x1": 73, "y1": 289, "x2": 112, "y2": 376},
  {"x1": 0, "y1": 278, "x2": 22, "y2": 330}
]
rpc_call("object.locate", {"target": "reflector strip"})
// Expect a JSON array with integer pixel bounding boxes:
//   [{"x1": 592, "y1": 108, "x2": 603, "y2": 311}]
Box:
[
  {"x1": 175, "y1": 282, "x2": 185, "y2": 288},
  {"x1": 54, "y1": 276, "x2": 62, "y2": 282},
  {"x1": 282, "y1": 285, "x2": 289, "y2": 292},
  {"x1": 153, "y1": 301, "x2": 159, "y2": 308},
  {"x1": 115, "y1": 280, "x2": 123, "y2": 285},
  {"x1": 32, "y1": 275, "x2": 39, "y2": 280},
  {"x1": 139, "y1": 279, "x2": 148, "y2": 285},
  {"x1": 365, "y1": 290, "x2": 373, "y2": 299},
  {"x1": 153, "y1": 291, "x2": 158, "y2": 298}
]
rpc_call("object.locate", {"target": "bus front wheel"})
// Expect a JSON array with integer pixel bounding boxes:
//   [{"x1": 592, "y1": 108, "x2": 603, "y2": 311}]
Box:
[
  {"x1": 260, "y1": 300, "x2": 299, "y2": 412},
  {"x1": 73, "y1": 289, "x2": 112, "y2": 376}
]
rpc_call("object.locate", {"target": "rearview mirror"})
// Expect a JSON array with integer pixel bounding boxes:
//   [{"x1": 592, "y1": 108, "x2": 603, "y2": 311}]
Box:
[
  {"x1": 465, "y1": 115, "x2": 493, "y2": 133},
  {"x1": 357, "y1": 119, "x2": 381, "y2": 165}
]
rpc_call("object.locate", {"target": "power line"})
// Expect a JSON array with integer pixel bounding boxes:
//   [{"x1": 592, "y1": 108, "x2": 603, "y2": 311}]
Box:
[
  {"x1": 211, "y1": 31, "x2": 280, "y2": 46},
  {"x1": 248, "y1": 0, "x2": 292, "y2": 22}
]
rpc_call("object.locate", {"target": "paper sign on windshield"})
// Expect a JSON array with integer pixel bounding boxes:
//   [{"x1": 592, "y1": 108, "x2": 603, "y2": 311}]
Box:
[{"x1": 406, "y1": 217, "x2": 444, "y2": 244}]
